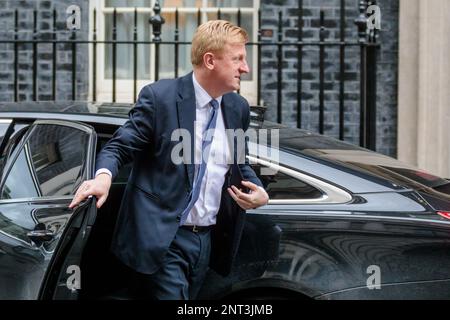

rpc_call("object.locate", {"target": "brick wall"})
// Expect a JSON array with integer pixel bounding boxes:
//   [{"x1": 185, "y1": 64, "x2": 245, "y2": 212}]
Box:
[
  {"x1": 0, "y1": 0, "x2": 89, "y2": 102},
  {"x1": 0, "y1": 0, "x2": 398, "y2": 156}
]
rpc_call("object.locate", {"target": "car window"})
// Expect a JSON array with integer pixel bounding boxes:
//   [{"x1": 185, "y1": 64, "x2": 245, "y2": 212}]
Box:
[
  {"x1": 0, "y1": 122, "x2": 11, "y2": 174},
  {"x1": 380, "y1": 166, "x2": 449, "y2": 189},
  {"x1": 0, "y1": 122, "x2": 10, "y2": 147},
  {"x1": 0, "y1": 123, "x2": 30, "y2": 175},
  {"x1": 253, "y1": 164, "x2": 323, "y2": 200},
  {"x1": 0, "y1": 124, "x2": 90, "y2": 199}
]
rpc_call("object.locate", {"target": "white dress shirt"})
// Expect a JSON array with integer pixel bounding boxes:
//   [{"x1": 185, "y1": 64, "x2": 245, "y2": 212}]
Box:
[
  {"x1": 184, "y1": 73, "x2": 230, "y2": 226},
  {"x1": 96, "y1": 73, "x2": 231, "y2": 226}
]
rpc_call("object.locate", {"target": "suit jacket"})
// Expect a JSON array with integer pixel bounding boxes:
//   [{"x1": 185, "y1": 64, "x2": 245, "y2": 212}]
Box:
[{"x1": 96, "y1": 72, "x2": 263, "y2": 276}]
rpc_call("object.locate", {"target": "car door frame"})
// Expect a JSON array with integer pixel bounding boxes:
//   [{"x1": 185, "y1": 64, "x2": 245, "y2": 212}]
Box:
[{"x1": 0, "y1": 119, "x2": 98, "y2": 300}]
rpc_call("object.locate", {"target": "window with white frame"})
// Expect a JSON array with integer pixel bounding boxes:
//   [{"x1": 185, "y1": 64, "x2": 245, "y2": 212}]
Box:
[{"x1": 89, "y1": 0, "x2": 260, "y2": 104}]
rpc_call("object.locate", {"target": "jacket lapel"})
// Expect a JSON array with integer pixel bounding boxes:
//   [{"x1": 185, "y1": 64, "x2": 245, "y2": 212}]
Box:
[
  {"x1": 221, "y1": 94, "x2": 240, "y2": 131},
  {"x1": 221, "y1": 94, "x2": 241, "y2": 165},
  {"x1": 176, "y1": 72, "x2": 196, "y2": 188}
]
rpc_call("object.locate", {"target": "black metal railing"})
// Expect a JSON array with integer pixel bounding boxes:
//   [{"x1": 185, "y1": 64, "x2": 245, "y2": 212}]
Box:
[{"x1": 0, "y1": 0, "x2": 379, "y2": 149}]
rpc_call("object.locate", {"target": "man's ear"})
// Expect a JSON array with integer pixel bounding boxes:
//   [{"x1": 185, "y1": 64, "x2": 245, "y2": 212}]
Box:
[{"x1": 203, "y1": 52, "x2": 215, "y2": 70}]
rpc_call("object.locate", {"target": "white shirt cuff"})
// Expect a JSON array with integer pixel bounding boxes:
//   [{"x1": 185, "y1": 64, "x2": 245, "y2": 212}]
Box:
[{"x1": 95, "y1": 168, "x2": 112, "y2": 177}]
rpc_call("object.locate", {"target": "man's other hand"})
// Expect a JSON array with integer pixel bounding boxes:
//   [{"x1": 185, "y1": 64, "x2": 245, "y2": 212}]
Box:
[
  {"x1": 69, "y1": 173, "x2": 112, "y2": 209},
  {"x1": 227, "y1": 181, "x2": 269, "y2": 210}
]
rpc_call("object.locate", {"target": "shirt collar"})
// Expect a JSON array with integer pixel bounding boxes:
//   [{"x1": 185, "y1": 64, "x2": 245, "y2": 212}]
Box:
[{"x1": 192, "y1": 72, "x2": 222, "y2": 109}]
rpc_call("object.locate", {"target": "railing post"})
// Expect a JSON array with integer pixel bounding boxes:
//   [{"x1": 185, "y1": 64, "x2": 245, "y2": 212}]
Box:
[
  {"x1": 366, "y1": 0, "x2": 378, "y2": 151},
  {"x1": 92, "y1": 8, "x2": 97, "y2": 102},
  {"x1": 149, "y1": 1, "x2": 165, "y2": 82},
  {"x1": 33, "y1": 10, "x2": 38, "y2": 101},
  {"x1": 319, "y1": 10, "x2": 325, "y2": 135},
  {"x1": 297, "y1": 0, "x2": 303, "y2": 129},
  {"x1": 174, "y1": 8, "x2": 179, "y2": 78},
  {"x1": 14, "y1": 9, "x2": 18, "y2": 102},
  {"x1": 112, "y1": 8, "x2": 117, "y2": 102},
  {"x1": 276, "y1": 10, "x2": 283, "y2": 124},
  {"x1": 355, "y1": 0, "x2": 378, "y2": 151},
  {"x1": 355, "y1": 0, "x2": 369, "y2": 149},
  {"x1": 257, "y1": 9, "x2": 262, "y2": 107},
  {"x1": 71, "y1": 30, "x2": 77, "y2": 101},
  {"x1": 339, "y1": 0, "x2": 345, "y2": 140},
  {"x1": 133, "y1": 7, "x2": 138, "y2": 101},
  {"x1": 53, "y1": 9, "x2": 57, "y2": 101}
]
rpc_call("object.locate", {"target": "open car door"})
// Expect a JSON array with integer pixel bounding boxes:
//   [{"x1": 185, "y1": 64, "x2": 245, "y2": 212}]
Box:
[{"x1": 0, "y1": 120, "x2": 97, "y2": 299}]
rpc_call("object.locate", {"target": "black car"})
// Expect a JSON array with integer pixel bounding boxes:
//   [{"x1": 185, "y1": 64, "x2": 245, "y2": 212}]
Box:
[{"x1": 0, "y1": 101, "x2": 450, "y2": 300}]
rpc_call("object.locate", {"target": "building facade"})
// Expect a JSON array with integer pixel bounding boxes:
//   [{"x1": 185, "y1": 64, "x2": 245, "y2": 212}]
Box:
[{"x1": 0, "y1": 0, "x2": 399, "y2": 159}]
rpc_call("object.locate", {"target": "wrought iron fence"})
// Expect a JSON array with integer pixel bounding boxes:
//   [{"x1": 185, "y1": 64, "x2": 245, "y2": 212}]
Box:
[{"x1": 0, "y1": 0, "x2": 379, "y2": 149}]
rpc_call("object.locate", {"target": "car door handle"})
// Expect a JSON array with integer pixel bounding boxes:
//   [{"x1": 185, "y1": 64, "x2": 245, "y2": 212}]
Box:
[{"x1": 27, "y1": 229, "x2": 55, "y2": 244}]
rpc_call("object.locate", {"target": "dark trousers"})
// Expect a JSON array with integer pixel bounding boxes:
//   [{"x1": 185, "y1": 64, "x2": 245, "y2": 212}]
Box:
[{"x1": 135, "y1": 227, "x2": 211, "y2": 300}]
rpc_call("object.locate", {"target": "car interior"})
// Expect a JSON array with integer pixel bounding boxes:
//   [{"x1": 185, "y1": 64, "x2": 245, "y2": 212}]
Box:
[{"x1": 79, "y1": 134, "x2": 138, "y2": 300}]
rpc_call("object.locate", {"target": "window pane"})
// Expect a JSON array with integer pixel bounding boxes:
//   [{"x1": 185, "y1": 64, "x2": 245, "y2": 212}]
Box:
[
  {"x1": 0, "y1": 123, "x2": 10, "y2": 147},
  {"x1": 160, "y1": 0, "x2": 254, "y2": 7},
  {"x1": 106, "y1": 0, "x2": 254, "y2": 8},
  {"x1": 0, "y1": 124, "x2": 29, "y2": 178},
  {"x1": 101, "y1": 0, "x2": 256, "y2": 80},
  {"x1": 159, "y1": 11, "x2": 197, "y2": 77},
  {"x1": 207, "y1": 0, "x2": 253, "y2": 7},
  {"x1": 106, "y1": 0, "x2": 151, "y2": 7},
  {"x1": 105, "y1": 12, "x2": 151, "y2": 79},
  {"x1": 1, "y1": 149, "x2": 39, "y2": 199},
  {"x1": 1, "y1": 125, "x2": 89, "y2": 199},
  {"x1": 255, "y1": 166, "x2": 323, "y2": 200}
]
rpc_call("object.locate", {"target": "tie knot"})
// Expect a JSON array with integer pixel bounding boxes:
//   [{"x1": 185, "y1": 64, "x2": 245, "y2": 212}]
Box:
[{"x1": 210, "y1": 99, "x2": 219, "y2": 110}]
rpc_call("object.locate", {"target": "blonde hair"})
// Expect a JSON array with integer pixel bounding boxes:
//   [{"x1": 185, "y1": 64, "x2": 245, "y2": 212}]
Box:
[{"x1": 191, "y1": 20, "x2": 249, "y2": 66}]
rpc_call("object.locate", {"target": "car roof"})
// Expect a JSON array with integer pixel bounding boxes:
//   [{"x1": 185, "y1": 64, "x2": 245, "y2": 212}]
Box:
[
  {"x1": 0, "y1": 101, "x2": 360, "y2": 151},
  {"x1": 0, "y1": 101, "x2": 132, "y2": 118},
  {"x1": 1, "y1": 101, "x2": 447, "y2": 191}
]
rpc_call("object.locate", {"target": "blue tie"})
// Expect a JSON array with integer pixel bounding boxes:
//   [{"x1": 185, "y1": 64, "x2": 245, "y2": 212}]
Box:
[{"x1": 179, "y1": 99, "x2": 219, "y2": 225}]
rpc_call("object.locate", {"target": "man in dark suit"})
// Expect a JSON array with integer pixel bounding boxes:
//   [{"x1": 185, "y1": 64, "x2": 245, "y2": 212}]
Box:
[{"x1": 69, "y1": 20, "x2": 268, "y2": 299}]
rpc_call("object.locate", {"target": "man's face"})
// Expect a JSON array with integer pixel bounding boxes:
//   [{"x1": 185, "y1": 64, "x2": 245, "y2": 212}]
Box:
[{"x1": 212, "y1": 42, "x2": 250, "y2": 94}]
